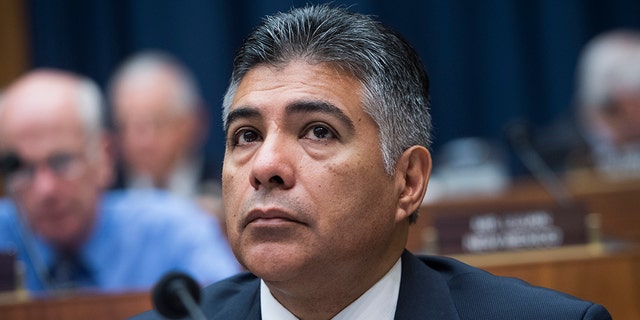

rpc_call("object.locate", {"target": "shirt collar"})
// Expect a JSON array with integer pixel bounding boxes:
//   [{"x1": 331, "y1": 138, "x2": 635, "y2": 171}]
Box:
[{"x1": 126, "y1": 155, "x2": 202, "y2": 198}]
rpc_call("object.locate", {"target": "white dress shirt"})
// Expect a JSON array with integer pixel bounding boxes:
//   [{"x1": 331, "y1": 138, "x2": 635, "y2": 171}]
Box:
[{"x1": 126, "y1": 156, "x2": 202, "y2": 198}]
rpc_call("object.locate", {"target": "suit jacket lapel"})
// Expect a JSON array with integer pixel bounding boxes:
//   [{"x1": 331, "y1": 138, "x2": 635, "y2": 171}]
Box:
[
  {"x1": 394, "y1": 251, "x2": 461, "y2": 320},
  {"x1": 203, "y1": 274, "x2": 262, "y2": 319},
  {"x1": 211, "y1": 251, "x2": 461, "y2": 319}
]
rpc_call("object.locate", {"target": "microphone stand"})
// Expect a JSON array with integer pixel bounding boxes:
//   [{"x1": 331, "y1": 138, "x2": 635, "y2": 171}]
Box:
[
  {"x1": 169, "y1": 278, "x2": 207, "y2": 320},
  {"x1": 506, "y1": 121, "x2": 574, "y2": 208},
  {"x1": 152, "y1": 272, "x2": 208, "y2": 320}
]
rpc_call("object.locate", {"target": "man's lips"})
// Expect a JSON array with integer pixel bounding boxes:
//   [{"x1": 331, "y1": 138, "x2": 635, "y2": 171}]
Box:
[
  {"x1": 35, "y1": 207, "x2": 67, "y2": 220},
  {"x1": 244, "y1": 208, "x2": 303, "y2": 228}
]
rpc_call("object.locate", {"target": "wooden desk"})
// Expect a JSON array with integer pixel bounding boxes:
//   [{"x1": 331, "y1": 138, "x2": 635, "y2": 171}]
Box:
[
  {"x1": 0, "y1": 290, "x2": 151, "y2": 320},
  {"x1": 408, "y1": 173, "x2": 640, "y2": 253},
  {"x1": 566, "y1": 172, "x2": 640, "y2": 243},
  {"x1": 407, "y1": 173, "x2": 640, "y2": 319},
  {"x1": 0, "y1": 248, "x2": 636, "y2": 319}
]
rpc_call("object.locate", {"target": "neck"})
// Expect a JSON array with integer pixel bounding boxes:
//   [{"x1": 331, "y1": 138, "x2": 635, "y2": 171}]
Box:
[{"x1": 268, "y1": 231, "x2": 408, "y2": 319}]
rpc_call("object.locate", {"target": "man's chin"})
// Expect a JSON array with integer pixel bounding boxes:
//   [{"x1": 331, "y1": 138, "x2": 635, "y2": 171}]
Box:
[
  {"x1": 36, "y1": 223, "x2": 82, "y2": 249},
  {"x1": 241, "y1": 243, "x2": 309, "y2": 279}
]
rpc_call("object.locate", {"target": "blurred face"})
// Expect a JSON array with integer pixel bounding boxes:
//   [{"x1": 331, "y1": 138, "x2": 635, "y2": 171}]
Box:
[
  {"x1": 223, "y1": 61, "x2": 406, "y2": 287},
  {"x1": 595, "y1": 93, "x2": 640, "y2": 146},
  {"x1": 113, "y1": 72, "x2": 198, "y2": 185},
  {"x1": 0, "y1": 74, "x2": 110, "y2": 252}
]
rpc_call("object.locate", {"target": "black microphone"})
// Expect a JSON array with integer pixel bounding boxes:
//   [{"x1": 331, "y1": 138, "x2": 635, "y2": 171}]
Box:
[
  {"x1": 504, "y1": 121, "x2": 574, "y2": 208},
  {"x1": 152, "y1": 272, "x2": 207, "y2": 320}
]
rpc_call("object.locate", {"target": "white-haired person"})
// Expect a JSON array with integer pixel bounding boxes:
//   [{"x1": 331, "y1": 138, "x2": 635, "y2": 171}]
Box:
[
  {"x1": 575, "y1": 29, "x2": 640, "y2": 179},
  {"x1": 0, "y1": 69, "x2": 240, "y2": 292}
]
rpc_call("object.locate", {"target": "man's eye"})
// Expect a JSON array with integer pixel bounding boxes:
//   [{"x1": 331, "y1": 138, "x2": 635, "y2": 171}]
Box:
[
  {"x1": 48, "y1": 154, "x2": 75, "y2": 171},
  {"x1": 0, "y1": 153, "x2": 23, "y2": 174},
  {"x1": 302, "y1": 125, "x2": 335, "y2": 141},
  {"x1": 233, "y1": 128, "x2": 262, "y2": 146}
]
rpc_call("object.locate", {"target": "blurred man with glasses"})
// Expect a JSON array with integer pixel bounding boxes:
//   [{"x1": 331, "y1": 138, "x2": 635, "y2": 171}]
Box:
[{"x1": 0, "y1": 69, "x2": 239, "y2": 293}]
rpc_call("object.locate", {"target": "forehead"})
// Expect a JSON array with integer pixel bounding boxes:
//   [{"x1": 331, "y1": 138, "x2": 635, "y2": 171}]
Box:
[
  {"x1": 113, "y1": 71, "x2": 182, "y2": 117},
  {"x1": 230, "y1": 61, "x2": 365, "y2": 121},
  {"x1": 0, "y1": 91, "x2": 86, "y2": 159}
]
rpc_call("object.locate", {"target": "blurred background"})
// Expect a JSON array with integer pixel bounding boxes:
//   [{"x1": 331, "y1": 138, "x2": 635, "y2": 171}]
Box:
[{"x1": 2, "y1": 0, "x2": 640, "y2": 180}]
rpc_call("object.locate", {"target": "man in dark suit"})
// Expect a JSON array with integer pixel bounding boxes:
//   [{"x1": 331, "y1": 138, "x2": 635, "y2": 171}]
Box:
[{"x1": 134, "y1": 4, "x2": 611, "y2": 319}]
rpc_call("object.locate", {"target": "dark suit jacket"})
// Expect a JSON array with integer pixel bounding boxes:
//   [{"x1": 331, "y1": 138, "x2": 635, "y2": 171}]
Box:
[{"x1": 132, "y1": 250, "x2": 612, "y2": 319}]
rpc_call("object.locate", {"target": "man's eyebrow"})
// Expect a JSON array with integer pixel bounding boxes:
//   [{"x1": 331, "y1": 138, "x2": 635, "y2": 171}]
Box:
[
  {"x1": 286, "y1": 100, "x2": 355, "y2": 132},
  {"x1": 224, "y1": 107, "x2": 262, "y2": 132},
  {"x1": 225, "y1": 100, "x2": 356, "y2": 133}
]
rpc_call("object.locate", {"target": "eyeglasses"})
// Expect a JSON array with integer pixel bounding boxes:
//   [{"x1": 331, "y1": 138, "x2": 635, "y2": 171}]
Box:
[{"x1": 0, "y1": 152, "x2": 87, "y2": 193}]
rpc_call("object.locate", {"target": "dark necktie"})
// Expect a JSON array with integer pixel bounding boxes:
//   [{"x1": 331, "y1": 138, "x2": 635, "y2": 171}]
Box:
[{"x1": 49, "y1": 254, "x2": 95, "y2": 290}]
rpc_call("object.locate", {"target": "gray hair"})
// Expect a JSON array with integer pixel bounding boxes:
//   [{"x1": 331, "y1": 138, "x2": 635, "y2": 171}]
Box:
[
  {"x1": 222, "y1": 4, "x2": 432, "y2": 176},
  {"x1": 109, "y1": 50, "x2": 201, "y2": 115},
  {"x1": 0, "y1": 70, "x2": 105, "y2": 154},
  {"x1": 576, "y1": 30, "x2": 640, "y2": 112},
  {"x1": 75, "y1": 76, "x2": 105, "y2": 153}
]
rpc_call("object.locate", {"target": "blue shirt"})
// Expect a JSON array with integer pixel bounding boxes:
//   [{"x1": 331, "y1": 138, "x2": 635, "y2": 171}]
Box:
[{"x1": 0, "y1": 189, "x2": 240, "y2": 293}]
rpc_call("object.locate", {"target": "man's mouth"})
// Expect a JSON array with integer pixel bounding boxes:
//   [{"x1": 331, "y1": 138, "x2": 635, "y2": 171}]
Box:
[{"x1": 244, "y1": 208, "x2": 304, "y2": 228}]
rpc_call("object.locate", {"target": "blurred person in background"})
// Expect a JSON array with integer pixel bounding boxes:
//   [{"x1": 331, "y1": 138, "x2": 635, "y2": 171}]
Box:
[
  {"x1": 575, "y1": 29, "x2": 640, "y2": 179},
  {"x1": 108, "y1": 51, "x2": 225, "y2": 216},
  {"x1": 0, "y1": 69, "x2": 239, "y2": 293}
]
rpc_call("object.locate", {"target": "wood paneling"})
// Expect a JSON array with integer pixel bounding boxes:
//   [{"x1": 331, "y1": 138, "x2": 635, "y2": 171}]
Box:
[
  {"x1": 0, "y1": 291, "x2": 152, "y2": 320},
  {"x1": 0, "y1": 247, "x2": 637, "y2": 319},
  {"x1": 0, "y1": 0, "x2": 29, "y2": 88},
  {"x1": 408, "y1": 173, "x2": 640, "y2": 320},
  {"x1": 409, "y1": 174, "x2": 640, "y2": 253}
]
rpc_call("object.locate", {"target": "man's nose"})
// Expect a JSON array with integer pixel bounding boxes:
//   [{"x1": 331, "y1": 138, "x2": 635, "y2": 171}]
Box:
[
  {"x1": 30, "y1": 166, "x2": 59, "y2": 195},
  {"x1": 128, "y1": 124, "x2": 158, "y2": 146},
  {"x1": 249, "y1": 135, "x2": 295, "y2": 190}
]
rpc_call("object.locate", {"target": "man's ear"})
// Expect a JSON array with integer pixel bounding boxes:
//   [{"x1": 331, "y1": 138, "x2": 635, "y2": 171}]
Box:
[{"x1": 395, "y1": 146, "x2": 432, "y2": 222}]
